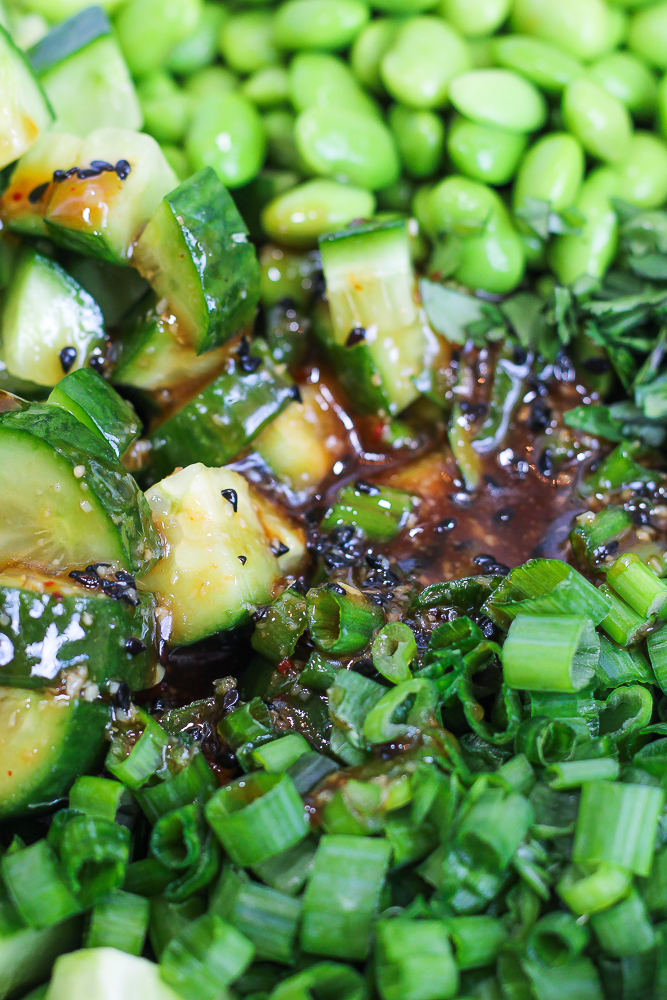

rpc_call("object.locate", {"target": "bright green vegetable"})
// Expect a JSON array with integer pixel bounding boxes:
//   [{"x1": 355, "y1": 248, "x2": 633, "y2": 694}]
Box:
[
  {"x1": 447, "y1": 117, "x2": 527, "y2": 186},
  {"x1": 449, "y1": 69, "x2": 547, "y2": 133},
  {"x1": 186, "y1": 93, "x2": 266, "y2": 189},
  {"x1": 380, "y1": 17, "x2": 471, "y2": 109}
]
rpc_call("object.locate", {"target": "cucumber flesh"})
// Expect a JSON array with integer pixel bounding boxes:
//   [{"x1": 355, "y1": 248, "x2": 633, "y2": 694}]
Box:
[
  {"x1": 142, "y1": 463, "x2": 295, "y2": 645},
  {"x1": 0, "y1": 249, "x2": 105, "y2": 388},
  {"x1": 29, "y1": 7, "x2": 111, "y2": 74},
  {"x1": 46, "y1": 948, "x2": 183, "y2": 1000},
  {"x1": 0, "y1": 404, "x2": 161, "y2": 576},
  {"x1": 0, "y1": 23, "x2": 53, "y2": 169},
  {"x1": 0, "y1": 912, "x2": 81, "y2": 1000},
  {"x1": 45, "y1": 128, "x2": 177, "y2": 265},
  {"x1": 0, "y1": 684, "x2": 109, "y2": 819},
  {"x1": 134, "y1": 167, "x2": 260, "y2": 355},
  {"x1": 65, "y1": 257, "x2": 149, "y2": 327},
  {"x1": 0, "y1": 131, "x2": 82, "y2": 236},
  {"x1": 48, "y1": 368, "x2": 140, "y2": 459}
]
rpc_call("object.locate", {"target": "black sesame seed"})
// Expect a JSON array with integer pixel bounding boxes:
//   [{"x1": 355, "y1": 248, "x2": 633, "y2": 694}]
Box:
[
  {"x1": 114, "y1": 682, "x2": 131, "y2": 710},
  {"x1": 240, "y1": 355, "x2": 262, "y2": 374},
  {"x1": 345, "y1": 327, "x2": 366, "y2": 347},
  {"x1": 238, "y1": 336, "x2": 250, "y2": 357},
  {"x1": 238, "y1": 555, "x2": 247, "y2": 565},
  {"x1": 77, "y1": 166, "x2": 102, "y2": 179},
  {"x1": 272, "y1": 541, "x2": 289, "y2": 557},
  {"x1": 68, "y1": 569, "x2": 100, "y2": 588},
  {"x1": 125, "y1": 637, "x2": 146, "y2": 656},
  {"x1": 28, "y1": 181, "x2": 50, "y2": 204},
  {"x1": 351, "y1": 658, "x2": 379, "y2": 678},
  {"x1": 221, "y1": 488, "x2": 238, "y2": 512},
  {"x1": 292, "y1": 578, "x2": 309, "y2": 595},
  {"x1": 90, "y1": 160, "x2": 115, "y2": 172},
  {"x1": 494, "y1": 507, "x2": 515, "y2": 523},
  {"x1": 115, "y1": 159, "x2": 131, "y2": 180},
  {"x1": 435, "y1": 518, "x2": 457, "y2": 533},
  {"x1": 355, "y1": 480, "x2": 381, "y2": 496},
  {"x1": 115, "y1": 570, "x2": 136, "y2": 586},
  {"x1": 530, "y1": 399, "x2": 551, "y2": 432},
  {"x1": 538, "y1": 449, "x2": 554, "y2": 478},
  {"x1": 290, "y1": 384, "x2": 302, "y2": 403},
  {"x1": 89, "y1": 354, "x2": 105, "y2": 373},
  {"x1": 222, "y1": 688, "x2": 239, "y2": 712},
  {"x1": 328, "y1": 583, "x2": 346, "y2": 595},
  {"x1": 477, "y1": 615, "x2": 498, "y2": 640},
  {"x1": 59, "y1": 346, "x2": 77, "y2": 373}
]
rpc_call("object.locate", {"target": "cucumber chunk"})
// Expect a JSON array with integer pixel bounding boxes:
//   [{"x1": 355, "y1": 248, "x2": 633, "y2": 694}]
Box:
[
  {"x1": 46, "y1": 948, "x2": 183, "y2": 1000},
  {"x1": 0, "y1": 132, "x2": 82, "y2": 236},
  {"x1": 0, "y1": 249, "x2": 105, "y2": 388},
  {"x1": 147, "y1": 340, "x2": 295, "y2": 483},
  {"x1": 142, "y1": 464, "x2": 304, "y2": 645},
  {"x1": 134, "y1": 167, "x2": 260, "y2": 355},
  {"x1": 0, "y1": 404, "x2": 161, "y2": 575},
  {"x1": 30, "y1": 9, "x2": 142, "y2": 137},
  {"x1": 0, "y1": 912, "x2": 81, "y2": 1000},
  {"x1": 49, "y1": 368, "x2": 140, "y2": 459},
  {"x1": 0, "y1": 568, "x2": 156, "y2": 691},
  {"x1": 0, "y1": 23, "x2": 53, "y2": 170},
  {"x1": 0, "y1": 684, "x2": 109, "y2": 819},
  {"x1": 45, "y1": 128, "x2": 177, "y2": 265},
  {"x1": 66, "y1": 256, "x2": 149, "y2": 327},
  {"x1": 318, "y1": 219, "x2": 427, "y2": 416}
]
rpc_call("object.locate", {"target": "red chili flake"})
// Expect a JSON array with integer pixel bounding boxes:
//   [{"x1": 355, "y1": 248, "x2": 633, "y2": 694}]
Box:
[{"x1": 277, "y1": 658, "x2": 293, "y2": 675}]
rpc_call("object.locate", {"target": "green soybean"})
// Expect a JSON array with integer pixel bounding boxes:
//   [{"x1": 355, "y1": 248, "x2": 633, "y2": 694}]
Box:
[
  {"x1": 169, "y1": 3, "x2": 226, "y2": 75},
  {"x1": 513, "y1": 133, "x2": 585, "y2": 212},
  {"x1": 603, "y1": 7, "x2": 628, "y2": 53},
  {"x1": 242, "y1": 66, "x2": 290, "y2": 108},
  {"x1": 273, "y1": 0, "x2": 370, "y2": 50},
  {"x1": 589, "y1": 51, "x2": 657, "y2": 119},
  {"x1": 184, "y1": 66, "x2": 238, "y2": 100},
  {"x1": 295, "y1": 106, "x2": 400, "y2": 189},
  {"x1": 550, "y1": 167, "x2": 619, "y2": 284},
  {"x1": 218, "y1": 11, "x2": 279, "y2": 74},
  {"x1": 563, "y1": 78, "x2": 633, "y2": 163},
  {"x1": 289, "y1": 52, "x2": 378, "y2": 116},
  {"x1": 116, "y1": 0, "x2": 201, "y2": 77},
  {"x1": 262, "y1": 179, "x2": 376, "y2": 248},
  {"x1": 447, "y1": 116, "x2": 527, "y2": 185},
  {"x1": 493, "y1": 35, "x2": 583, "y2": 94},
  {"x1": 350, "y1": 19, "x2": 400, "y2": 94},
  {"x1": 629, "y1": 3, "x2": 667, "y2": 70},
  {"x1": 371, "y1": 0, "x2": 437, "y2": 14},
  {"x1": 468, "y1": 37, "x2": 496, "y2": 69},
  {"x1": 612, "y1": 131, "x2": 667, "y2": 209},
  {"x1": 388, "y1": 105, "x2": 444, "y2": 178},
  {"x1": 448, "y1": 69, "x2": 547, "y2": 133},
  {"x1": 380, "y1": 16, "x2": 471, "y2": 109},
  {"x1": 425, "y1": 174, "x2": 501, "y2": 238},
  {"x1": 659, "y1": 74, "x2": 667, "y2": 141},
  {"x1": 454, "y1": 215, "x2": 526, "y2": 294},
  {"x1": 439, "y1": 0, "x2": 511, "y2": 38},
  {"x1": 186, "y1": 92, "x2": 267, "y2": 188},
  {"x1": 263, "y1": 109, "x2": 304, "y2": 171},
  {"x1": 137, "y1": 72, "x2": 192, "y2": 144},
  {"x1": 511, "y1": 0, "x2": 614, "y2": 61}
]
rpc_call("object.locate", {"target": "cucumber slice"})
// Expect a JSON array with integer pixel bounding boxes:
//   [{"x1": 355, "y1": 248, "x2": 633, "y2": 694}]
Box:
[
  {"x1": 46, "y1": 948, "x2": 183, "y2": 1000},
  {"x1": 65, "y1": 256, "x2": 149, "y2": 327},
  {"x1": 45, "y1": 128, "x2": 177, "y2": 265},
  {"x1": 142, "y1": 464, "x2": 301, "y2": 645},
  {"x1": 0, "y1": 249, "x2": 105, "y2": 388},
  {"x1": 0, "y1": 24, "x2": 53, "y2": 170},
  {"x1": 146, "y1": 340, "x2": 295, "y2": 484},
  {"x1": 0, "y1": 403, "x2": 161, "y2": 575},
  {"x1": 30, "y1": 9, "x2": 142, "y2": 138},
  {"x1": 0, "y1": 685, "x2": 109, "y2": 819},
  {"x1": 49, "y1": 368, "x2": 140, "y2": 459},
  {"x1": 134, "y1": 167, "x2": 260, "y2": 355},
  {"x1": 319, "y1": 219, "x2": 427, "y2": 416},
  {"x1": 0, "y1": 568, "x2": 156, "y2": 691},
  {"x1": 0, "y1": 912, "x2": 81, "y2": 1000},
  {"x1": 0, "y1": 132, "x2": 82, "y2": 236}
]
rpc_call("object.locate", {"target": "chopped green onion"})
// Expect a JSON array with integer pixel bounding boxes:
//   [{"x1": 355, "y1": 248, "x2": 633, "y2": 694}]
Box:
[
  {"x1": 286, "y1": 751, "x2": 338, "y2": 795},
  {"x1": 1, "y1": 840, "x2": 81, "y2": 928},
  {"x1": 557, "y1": 863, "x2": 632, "y2": 916},
  {"x1": 573, "y1": 781, "x2": 665, "y2": 876},
  {"x1": 570, "y1": 506, "x2": 633, "y2": 570},
  {"x1": 598, "y1": 583, "x2": 648, "y2": 647},
  {"x1": 307, "y1": 584, "x2": 384, "y2": 656},
  {"x1": 252, "y1": 733, "x2": 311, "y2": 772},
  {"x1": 607, "y1": 552, "x2": 667, "y2": 620},
  {"x1": 105, "y1": 710, "x2": 169, "y2": 790},
  {"x1": 85, "y1": 889, "x2": 149, "y2": 955},
  {"x1": 497, "y1": 753, "x2": 535, "y2": 795},
  {"x1": 330, "y1": 726, "x2": 368, "y2": 766},
  {"x1": 514, "y1": 716, "x2": 578, "y2": 766},
  {"x1": 123, "y1": 857, "x2": 173, "y2": 897},
  {"x1": 205, "y1": 772, "x2": 308, "y2": 867},
  {"x1": 484, "y1": 559, "x2": 610, "y2": 630},
  {"x1": 648, "y1": 625, "x2": 667, "y2": 694},
  {"x1": 69, "y1": 776, "x2": 125, "y2": 822},
  {"x1": 299, "y1": 651, "x2": 338, "y2": 690},
  {"x1": 149, "y1": 894, "x2": 206, "y2": 960},
  {"x1": 60, "y1": 815, "x2": 131, "y2": 908},
  {"x1": 211, "y1": 866, "x2": 301, "y2": 964},
  {"x1": 590, "y1": 889, "x2": 655, "y2": 957},
  {"x1": 527, "y1": 911, "x2": 589, "y2": 966},
  {"x1": 375, "y1": 919, "x2": 459, "y2": 1000},
  {"x1": 363, "y1": 679, "x2": 438, "y2": 744},
  {"x1": 449, "y1": 404, "x2": 482, "y2": 492},
  {"x1": 585, "y1": 440, "x2": 653, "y2": 494},
  {"x1": 150, "y1": 803, "x2": 205, "y2": 871},
  {"x1": 251, "y1": 587, "x2": 307, "y2": 664},
  {"x1": 522, "y1": 956, "x2": 604, "y2": 1000},
  {"x1": 545, "y1": 758, "x2": 620, "y2": 789},
  {"x1": 160, "y1": 913, "x2": 255, "y2": 1000},
  {"x1": 252, "y1": 837, "x2": 317, "y2": 896},
  {"x1": 597, "y1": 634, "x2": 655, "y2": 687},
  {"x1": 136, "y1": 751, "x2": 217, "y2": 824},
  {"x1": 328, "y1": 670, "x2": 385, "y2": 748},
  {"x1": 457, "y1": 786, "x2": 533, "y2": 873},
  {"x1": 372, "y1": 622, "x2": 417, "y2": 684},
  {"x1": 301, "y1": 834, "x2": 391, "y2": 960},
  {"x1": 218, "y1": 697, "x2": 273, "y2": 750},
  {"x1": 502, "y1": 615, "x2": 598, "y2": 692},
  {"x1": 321, "y1": 484, "x2": 415, "y2": 543},
  {"x1": 598, "y1": 683, "x2": 653, "y2": 742},
  {"x1": 271, "y1": 962, "x2": 367, "y2": 1000},
  {"x1": 163, "y1": 829, "x2": 221, "y2": 903},
  {"x1": 446, "y1": 915, "x2": 507, "y2": 971},
  {"x1": 383, "y1": 814, "x2": 439, "y2": 868}
]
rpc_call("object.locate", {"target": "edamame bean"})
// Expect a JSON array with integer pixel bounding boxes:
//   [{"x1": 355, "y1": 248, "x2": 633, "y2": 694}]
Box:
[
  {"x1": 448, "y1": 69, "x2": 547, "y2": 133},
  {"x1": 629, "y1": 3, "x2": 667, "y2": 70},
  {"x1": 218, "y1": 12, "x2": 279, "y2": 74},
  {"x1": 289, "y1": 52, "x2": 378, "y2": 117},
  {"x1": 295, "y1": 106, "x2": 400, "y2": 189},
  {"x1": 602, "y1": 7, "x2": 628, "y2": 54},
  {"x1": 371, "y1": 0, "x2": 437, "y2": 14},
  {"x1": 263, "y1": 109, "x2": 304, "y2": 171},
  {"x1": 380, "y1": 17, "x2": 471, "y2": 109},
  {"x1": 169, "y1": 3, "x2": 226, "y2": 75},
  {"x1": 658, "y1": 74, "x2": 667, "y2": 141},
  {"x1": 116, "y1": 0, "x2": 201, "y2": 76},
  {"x1": 184, "y1": 66, "x2": 238, "y2": 100},
  {"x1": 550, "y1": 168, "x2": 619, "y2": 284},
  {"x1": 511, "y1": 0, "x2": 614, "y2": 61},
  {"x1": 273, "y1": 0, "x2": 370, "y2": 51},
  {"x1": 186, "y1": 92, "x2": 266, "y2": 188},
  {"x1": 447, "y1": 116, "x2": 527, "y2": 185},
  {"x1": 589, "y1": 52, "x2": 657, "y2": 119},
  {"x1": 262, "y1": 179, "x2": 376, "y2": 247},
  {"x1": 563, "y1": 78, "x2": 633, "y2": 163},
  {"x1": 137, "y1": 72, "x2": 192, "y2": 144},
  {"x1": 350, "y1": 19, "x2": 400, "y2": 94},
  {"x1": 454, "y1": 215, "x2": 526, "y2": 294},
  {"x1": 425, "y1": 174, "x2": 501, "y2": 238},
  {"x1": 513, "y1": 133, "x2": 584, "y2": 212},
  {"x1": 439, "y1": 0, "x2": 510, "y2": 38},
  {"x1": 242, "y1": 67, "x2": 290, "y2": 108},
  {"x1": 493, "y1": 36, "x2": 583, "y2": 93},
  {"x1": 612, "y1": 132, "x2": 667, "y2": 208},
  {"x1": 468, "y1": 37, "x2": 496, "y2": 68},
  {"x1": 388, "y1": 105, "x2": 444, "y2": 178}
]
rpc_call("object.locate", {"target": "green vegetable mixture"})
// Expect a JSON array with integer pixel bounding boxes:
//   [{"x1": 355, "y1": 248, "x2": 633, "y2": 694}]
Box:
[{"x1": 6, "y1": 0, "x2": 667, "y2": 996}]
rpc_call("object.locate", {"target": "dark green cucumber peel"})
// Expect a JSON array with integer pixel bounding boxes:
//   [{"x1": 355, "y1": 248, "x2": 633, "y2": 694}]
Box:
[
  {"x1": 29, "y1": 6, "x2": 111, "y2": 75},
  {"x1": 48, "y1": 368, "x2": 141, "y2": 459}
]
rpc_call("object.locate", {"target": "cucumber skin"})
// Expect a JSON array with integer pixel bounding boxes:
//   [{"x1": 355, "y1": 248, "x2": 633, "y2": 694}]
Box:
[
  {"x1": 0, "y1": 405, "x2": 162, "y2": 575},
  {"x1": 145, "y1": 342, "x2": 294, "y2": 485},
  {"x1": 29, "y1": 7, "x2": 111, "y2": 75},
  {"x1": 0, "y1": 582, "x2": 155, "y2": 690},
  {"x1": 311, "y1": 299, "x2": 387, "y2": 414},
  {"x1": 48, "y1": 368, "x2": 141, "y2": 460},
  {"x1": 135, "y1": 167, "x2": 261, "y2": 355}
]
